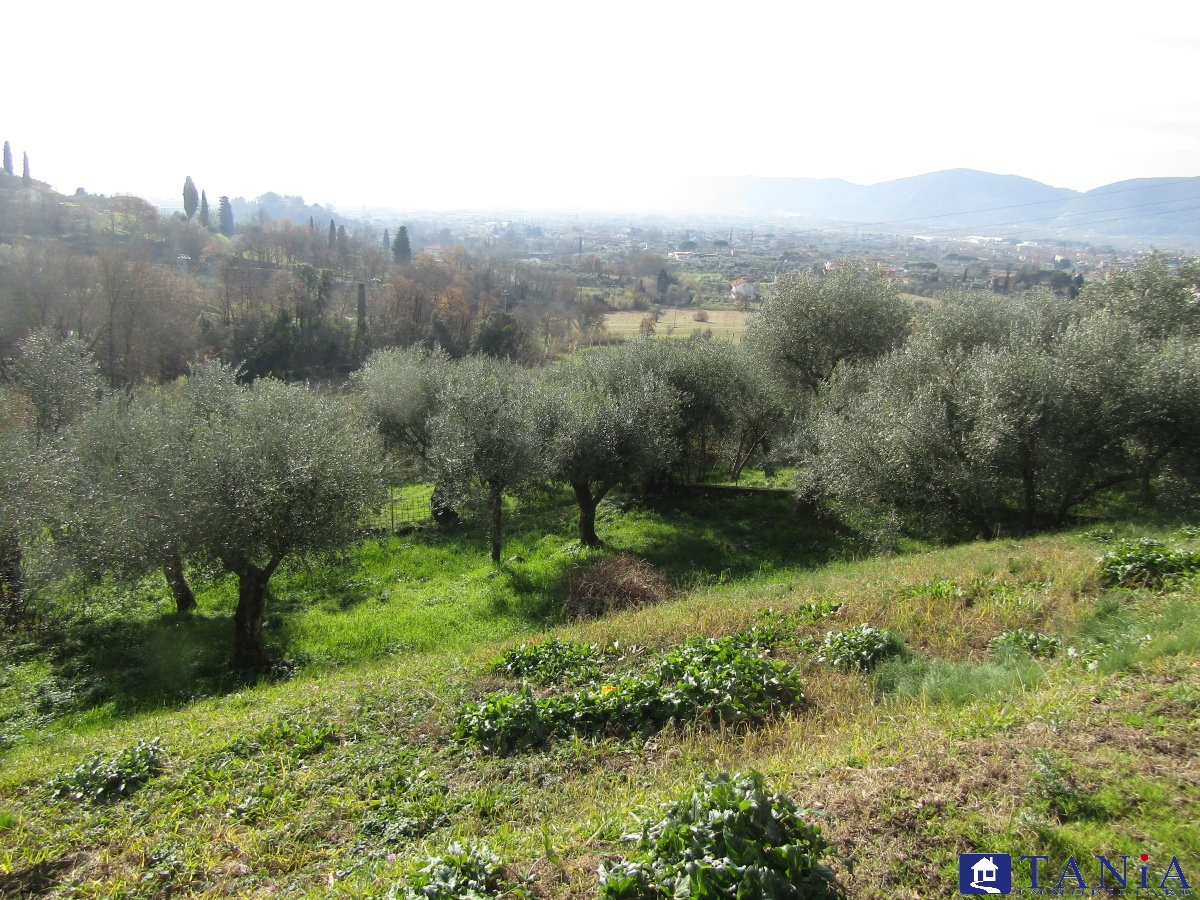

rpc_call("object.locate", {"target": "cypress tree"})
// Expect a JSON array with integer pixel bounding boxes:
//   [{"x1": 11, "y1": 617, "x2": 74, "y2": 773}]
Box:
[
  {"x1": 354, "y1": 282, "x2": 368, "y2": 361},
  {"x1": 392, "y1": 225, "x2": 412, "y2": 264},
  {"x1": 2, "y1": 142, "x2": 11, "y2": 175},
  {"x1": 308, "y1": 215, "x2": 315, "y2": 231},
  {"x1": 22, "y1": 152, "x2": 31, "y2": 187},
  {"x1": 183, "y1": 176, "x2": 199, "y2": 219},
  {"x1": 383, "y1": 228, "x2": 390, "y2": 249},
  {"x1": 328, "y1": 219, "x2": 336, "y2": 248},
  {"x1": 218, "y1": 196, "x2": 235, "y2": 236},
  {"x1": 199, "y1": 191, "x2": 211, "y2": 229}
]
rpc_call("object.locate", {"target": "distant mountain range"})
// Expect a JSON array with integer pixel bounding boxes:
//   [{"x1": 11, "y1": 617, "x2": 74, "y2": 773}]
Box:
[{"x1": 667, "y1": 169, "x2": 1200, "y2": 245}]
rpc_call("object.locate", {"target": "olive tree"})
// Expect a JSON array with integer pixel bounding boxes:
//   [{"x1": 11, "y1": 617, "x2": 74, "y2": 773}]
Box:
[
  {"x1": 10, "y1": 329, "x2": 103, "y2": 445},
  {"x1": 591, "y1": 338, "x2": 741, "y2": 483},
  {"x1": 746, "y1": 261, "x2": 910, "y2": 396},
  {"x1": 536, "y1": 355, "x2": 679, "y2": 546},
  {"x1": 429, "y1": 357, "x2": 538, "y2": 562},
  {"x1": 804, "y1": 308, "x2": 1144, "y2": 535},
  {"x1": 355, "y1": 345, "x2": 453, "y2": 467},
  {"x1": 1079, "y1": 252, "x2": 1200, "y2": 340},
  {"x1": 54, "y1": 363, "x2": 383, "y2": 669}
]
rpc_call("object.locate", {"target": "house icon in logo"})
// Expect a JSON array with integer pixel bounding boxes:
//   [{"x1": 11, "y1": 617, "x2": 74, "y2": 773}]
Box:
[
  {"x1": 959, "y1": 853, "x2": 1012, "y2": 894},
  {"x1": 972, "y1": 858, "x2": 1000, "y2": 891}
]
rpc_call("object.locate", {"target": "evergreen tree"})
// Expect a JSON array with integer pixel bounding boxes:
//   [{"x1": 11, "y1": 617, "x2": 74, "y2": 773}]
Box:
[
  {"x1": 353, "y1": 282, "x2": 368, "y2": 362},
  {"x1": 392, "y1": 225, "x2": 412, "y2": 264},
  {"x1": 22, "y1": 152, "x2": 31, "y2": 187},
  {"x1": 308, "y1": 215, "x2": 315, "y2": 231},
  {"x1": 182, "y1": 176, "x2": 199, "y2": 219},
  {"x1": 218, "y1": 196, "x2": 235, "y2": 236},
  {"x1": 2, "y1": 141, "x2": 11, "y2": 175},
  {"x1": 383, "y1": 228, "x2": 390, "y2": 249},
  {"x1": 199, "y1": 191, "x2": 210, "y2": 229},
  {"x1": 328, "y1": 219, "x2": 336, "y2": 248}
]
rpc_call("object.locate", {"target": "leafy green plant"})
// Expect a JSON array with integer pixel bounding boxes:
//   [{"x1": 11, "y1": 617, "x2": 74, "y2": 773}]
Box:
[
  {"x1": 48, "y1": 739, "x2": 165, "y2": 803},
  {"x1": 458, "y1": 638, "x2": 806, "y2": 755},
  {"x1": 493, "y1": 638, "x2": 601, "y2": 684},
  {"x1": 1098, "y1": 538, "x2": 1200, "y2": 589},
  {"x1": 819, "y1": 625, "x2": 904, "y2": 671},
  {"x1": 904, "y1": 580, "x2": 963, "y2": 601},
  {"x1": 989, "y1": 629, "x2": 1061, "y2": 658},
  {"x1": 389, "y1": 841, "x2": 525, "y2": 899},
  {"x1": 229, "y1": 716, "x2": 338, "y2": 758},
  {"x1": 1028, "y1": 750, "x2": 1095, "y2": 822},
  {"x1": 598, "y1": 771, "x2": 848, "y2": 899}
]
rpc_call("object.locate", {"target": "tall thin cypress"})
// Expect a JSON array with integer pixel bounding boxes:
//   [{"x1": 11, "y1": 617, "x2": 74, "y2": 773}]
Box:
[
  {"x1": 199, "y1": 191, "x2": 211, "y2": 229},
  {"x1": 21, "y1": 152, "x2": 31, "y2": 187},
  {"x1": 392, "y1": 226, "x2": 412, "y2": 264},
  {"x1": 2, "y1": 142, "x2": 11, "y2": 175},
  {"x1": 328, "y1": 219, "x2": 336, "y2": 248},
  {"x1": 183, "y1": 176, "x2": 199, "y2": 219},
  {"x1": 218, "y1": 196, "x2": 235, "y2": 236}
]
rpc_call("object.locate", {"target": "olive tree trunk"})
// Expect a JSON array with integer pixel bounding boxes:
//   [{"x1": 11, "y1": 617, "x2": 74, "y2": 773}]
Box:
[
  {"x1": 230, "y1": 556, "x2": 283, "y2": 671},
  {"x1": 162, "y1": 549, "x2": 196, "y2": 614},
  {"x1": 489, "y1": 484, "x2": 503, "y2": 563},
  {"x1": 572, "y1": 480, "x2": 613, "y2": 548}
]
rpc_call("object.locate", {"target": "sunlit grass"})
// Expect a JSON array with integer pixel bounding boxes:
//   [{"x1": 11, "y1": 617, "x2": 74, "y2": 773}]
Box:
[{"x1": 0, "y1": 511, "x2": 1197, "y2": 897}]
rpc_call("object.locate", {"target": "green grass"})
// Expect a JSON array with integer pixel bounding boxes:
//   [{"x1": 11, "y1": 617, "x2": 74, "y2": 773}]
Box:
[{"x1": 0, "y1": 505, "x2": 1197, "y2": 897}]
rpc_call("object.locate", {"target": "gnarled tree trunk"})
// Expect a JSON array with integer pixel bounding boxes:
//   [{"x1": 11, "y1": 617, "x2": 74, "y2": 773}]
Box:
[
  {"x1": 162, "y1": 549, "x2": 196, "y2": 614},
  {"x1": 572, "y1": 480, "x2": 613, "y2": 548},
  {"x1": 230, "y1": 556, "x2": 283, "y2": 671}
]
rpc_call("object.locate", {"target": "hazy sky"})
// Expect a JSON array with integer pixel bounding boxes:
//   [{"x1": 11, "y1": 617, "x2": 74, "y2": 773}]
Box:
[{"x1": 6, "y1": 0, "x2": 1199, "y2": 213}]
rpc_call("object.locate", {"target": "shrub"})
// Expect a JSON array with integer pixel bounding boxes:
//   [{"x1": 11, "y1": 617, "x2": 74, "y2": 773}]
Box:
[
  {"x1": 564, "y1": 554, "x2": 671, "y2": 621},
  {"x1": 48, "y1": 739, "x2": 165, "y2": 804},
  {"x1": 819, "y1": 624, "x2": 904, "y2": 671},
  {"x1": 1098, "y1": 538, "x2": 1200, "y2": 588},
  {"x1": 692, "y1": 309, "x2": 709, "y2": 323},
  {"x1": 457, "y1": 638, "x2": 806, "y2": 755},
  {"x1": 598, "y1": 771, "x2": 847, "y2": 899},
  {"x1": 389, "y1": 842, "x2": 519, "y2": 900},
  {"x1": 989, "y1": 629, "x2": 1061, "y2": 658}
]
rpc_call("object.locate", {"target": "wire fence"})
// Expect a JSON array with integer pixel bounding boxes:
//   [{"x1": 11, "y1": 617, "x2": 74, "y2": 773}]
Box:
[{"x1": 372, "y1": 484, "x2": 435, "y2": 532}]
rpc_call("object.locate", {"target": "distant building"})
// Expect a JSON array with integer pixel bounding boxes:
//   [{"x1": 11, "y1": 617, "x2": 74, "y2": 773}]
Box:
[{"x1": 730, "y1": 279, "x2": 757, "y2": 302}]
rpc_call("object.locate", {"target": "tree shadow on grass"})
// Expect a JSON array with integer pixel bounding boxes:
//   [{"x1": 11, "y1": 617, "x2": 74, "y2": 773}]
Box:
[
  {"x1": 0, "y1": 606, "x2": 279, "y2": 749},
  {"x1": 605, "y1": 489, "x2": 855, "y2": 584}
]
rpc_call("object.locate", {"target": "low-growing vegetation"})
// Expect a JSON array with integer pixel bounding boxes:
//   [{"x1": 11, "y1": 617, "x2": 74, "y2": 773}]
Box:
[
  {"x1": 457, "y1": 637, "x2": 806, "y2": 755},
  {"x1": 598, "y1": 771, "x2": 847, "y2": 899},
  {"x1": 46, "y1": 739, "x2": 165, "y2": 804}
]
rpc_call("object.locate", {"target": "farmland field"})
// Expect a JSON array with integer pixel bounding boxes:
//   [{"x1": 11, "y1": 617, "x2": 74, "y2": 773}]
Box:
[{"x1": 602, "y1": 308, "x2": 750, "y2": 342}]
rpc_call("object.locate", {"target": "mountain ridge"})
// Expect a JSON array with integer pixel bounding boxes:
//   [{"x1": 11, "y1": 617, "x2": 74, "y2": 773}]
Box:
[{"x1": 668, "y1": 169, "x2": 1200, "y2": 244}]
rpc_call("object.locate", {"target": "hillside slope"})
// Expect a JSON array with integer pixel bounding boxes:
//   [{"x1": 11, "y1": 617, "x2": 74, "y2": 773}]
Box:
[{"x1": 1, "y1": 519, "x2": 1197, "y2": 898}]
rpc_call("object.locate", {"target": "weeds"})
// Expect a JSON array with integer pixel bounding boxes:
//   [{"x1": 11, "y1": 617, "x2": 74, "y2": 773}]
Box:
[
  {"x1": 989, "y1": 629, "x2": 1061, "y2": 658},
  {"x1": 819, "y1": 625, "x2": 904, "y2": 672},
  {"x1": 1098, "y1": 538, "x2": 1200, "y2": 589},
  {"x1": 47, "y1": 738, "x2": 165, "y2": 804},
  {"x1": 458, "y1": 637, "x2": 806, "y2": 754},
  {"x1": 493, "y1": 639, "x2": 602, "y2": 684},
  {"x1": 598, "y1": 770, "x2": 848, "y2": 899},
  {"x1": 389, "y1": 842, "x2": 525, "y2": 899}
]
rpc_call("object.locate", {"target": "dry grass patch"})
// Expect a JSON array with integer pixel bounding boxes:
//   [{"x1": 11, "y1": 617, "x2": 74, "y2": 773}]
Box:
[{"x1": 563, "y1": 554, "x2": 671, "y2": 621}]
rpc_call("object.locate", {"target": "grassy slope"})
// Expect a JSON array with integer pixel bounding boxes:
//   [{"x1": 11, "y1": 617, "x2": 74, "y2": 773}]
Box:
[{"x1": 1, "y1": 494, "x2": 1198, "y2": 898}]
